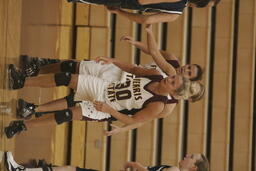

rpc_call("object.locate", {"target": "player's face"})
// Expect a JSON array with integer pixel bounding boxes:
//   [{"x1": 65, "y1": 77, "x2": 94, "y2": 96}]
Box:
[
  {"x1": 177, "y1": 64, "x2": 198, "y2": 80},
  {"x1": 163, "y1": 75, "x2": 183, "y2": 92},
  {"x1": 179, "y1": 154, "x2": 202, "y2": 170}
]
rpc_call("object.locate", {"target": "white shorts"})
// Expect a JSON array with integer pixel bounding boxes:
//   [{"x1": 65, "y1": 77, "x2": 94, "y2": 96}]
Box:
[
  {"x1": 75, "y1": 75, "x2": 112, "y2": 121},
  {"x1": 78, "y1": 101, "x2": 112, "y2": 121},
  {"x1": 79, "y1": 61, "x2": 122, "y2": 82},
  {"x1": 75, "y1": 74, "x2": 108, "y2": 101}
]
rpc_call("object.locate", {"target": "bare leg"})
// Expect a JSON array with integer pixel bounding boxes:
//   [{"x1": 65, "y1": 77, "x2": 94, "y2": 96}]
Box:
[
  {"x1": 36, "y1": 98, "x2": 68, "y2": 112},
  {"x1": 23, "y1": 74, "x2": 78, "y2": 89},
  {"x1": 39, "y1": 61, "x2": 80, "y2": 74},
  {"x1": 68, "y1": 74, "x2": 78, "y2": 90},
  {"x1": 24, "y1": 106, "x2": 83, "y2": 129},
  {"x1": 39, "y1": 63, "x2": 62, "y2": 74},
  {"x1": 71, "y1": 106, "x2": 83, "y2": 120},
  {"x1": 24, "y1": 74, "x2": 56, "y2": 87},
  {"x1": 24, "y1": 115, "x2": 56, "y2": 128},
  {"x1": 53, "y1": 166, "x2": 76, "y2": 171}
]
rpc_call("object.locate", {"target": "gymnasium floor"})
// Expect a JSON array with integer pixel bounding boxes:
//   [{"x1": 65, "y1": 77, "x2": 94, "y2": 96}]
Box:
[{"x1": 0, "y1": 0, "x2": 68, "y2": 169}]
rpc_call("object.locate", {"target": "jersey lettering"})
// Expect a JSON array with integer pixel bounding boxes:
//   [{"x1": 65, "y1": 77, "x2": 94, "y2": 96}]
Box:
[
  {"x1": 116, "y1": 90, "x2": 132, "y2": 100},
  {"x1": 107, "y1": 78, "x2": 143, "y2": 102}
]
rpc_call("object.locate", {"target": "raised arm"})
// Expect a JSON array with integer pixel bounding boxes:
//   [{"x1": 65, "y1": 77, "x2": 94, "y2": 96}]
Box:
[
  {"x1": 95, "y1": 56, "x2": 159, "y2": 77},
  {"x1": 94, "y1": 101, "x2": 164, "y2": 125},
  {"x1": 105, "y1": 122, "x2": 146, "y2": 136},
  {"x1": 158, "y1": 103, "x2": 176, "y2": 118},
  {"x1": 105, "y1": 103, "x2": 176, "y2": 136},
  {"x1": 121, "y1": 36, "x2": 178, "y2": 61},
  {"x1": 146, "y1": 25, "x2": 176, "y2": 75},
  {"x1": 108, "y1": 7, "x2": 180, "y2": 24}
]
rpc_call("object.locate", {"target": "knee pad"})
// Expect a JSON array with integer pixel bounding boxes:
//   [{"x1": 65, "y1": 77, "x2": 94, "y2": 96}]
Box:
[
  {"x1": 76, "y1": 167, "x2": 99, "y2": 171},
  {"x1": 54, "y1": 109, "x2": 73, "y2": 124},
  {"x1": 65, "y1": 92, "x2": 77, "y2": 107},
  {"x1": 60, "y1": 60, "x2": 77, "y2": 73},
  {"x1": 54, "y1": 72, "x2": 71, "y2": 86}
]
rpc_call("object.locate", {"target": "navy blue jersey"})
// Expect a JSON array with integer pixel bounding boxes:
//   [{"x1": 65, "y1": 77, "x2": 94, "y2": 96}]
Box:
[
  {"x1": 142, "y1": 0, "x2": 188, "y2": 14},
  {"x1": 121, "y1": 0, "x2": 188, "y2": 14},
  {"x1": 68, "y1": 0, "x2": 188, "y2": 14},
  {"x1": 147, "y1": 165, "x2": 172, "y2": 171}
]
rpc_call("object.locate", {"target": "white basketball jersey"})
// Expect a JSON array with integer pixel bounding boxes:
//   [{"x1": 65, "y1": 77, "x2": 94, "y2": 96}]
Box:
[
  {"x1": 119, "y1": 62, "x2": 166, "y2": 83},
  {"x1": 104, "y1": 76, "x2": 167, "y2": 111}
]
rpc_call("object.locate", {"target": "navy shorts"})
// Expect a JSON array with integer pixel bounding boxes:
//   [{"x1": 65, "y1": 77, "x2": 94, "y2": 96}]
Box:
[
  {"x1": 67, "y1": 0, "x2": 143, "y2": 10},
  {"x1": 67, "y1": 0, "x2": 122, "y2": 7}
]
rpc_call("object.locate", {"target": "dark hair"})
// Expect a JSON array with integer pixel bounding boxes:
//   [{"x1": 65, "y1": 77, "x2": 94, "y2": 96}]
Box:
[
  {"x1": 190, "y1": 64, "x2": 203, "y2": 81},
  {"x1": 195, "y1": 154, "x2": 209, "y2": 171},
  {"x1": 189, "y1": 0, "x2": 211, "y2": 7}
]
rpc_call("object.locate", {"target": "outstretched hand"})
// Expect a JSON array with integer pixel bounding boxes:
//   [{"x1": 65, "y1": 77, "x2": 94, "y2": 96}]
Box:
[
  {"x1": 120, "y1": 35, "x2": 135, "y2": 44},
  {"x1": 95, "y1": 56, "x2": 114, "y2": 64},
  {"x1": 104, "y1": 124, "x2": 122, "y2": 136},
  {"x1": 145, "y1": 24, "x2": 153, "y2": 33}
]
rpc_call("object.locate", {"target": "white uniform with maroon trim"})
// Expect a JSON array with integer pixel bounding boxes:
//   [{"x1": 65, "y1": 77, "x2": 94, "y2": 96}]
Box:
[
  {"x1": 79, "y1": 59, "x2": 180, "y2": 83},
  {"x1": 76, "y1": 60, "x2": 179, "y2": 121},
  {"x1": 79, "y1": 60, "x2": 122, "y2": 82},
  {"x1": 75, "y1": 75, "x2": 168, "y2": 121}
]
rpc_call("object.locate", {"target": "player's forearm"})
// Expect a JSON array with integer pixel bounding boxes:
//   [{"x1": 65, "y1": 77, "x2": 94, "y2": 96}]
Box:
[
  {"x1": 133, "y1": 41, "x2": 150, "y2": 54},
  {"x1": 108, "y1": 108, "x2": 138, "y2": 125},
  {"x1": 112, "y1": 60, "x2": 137, "y2": 75},
  {"x1": 133, "y1": 42, "x2": 177, "y2": 62},
  {"x1": 147, "y1": 30, "x2": 176, "y2": 75},
  {"x1": 121, "y1": 122, "x2": 144, "y2": 132}
]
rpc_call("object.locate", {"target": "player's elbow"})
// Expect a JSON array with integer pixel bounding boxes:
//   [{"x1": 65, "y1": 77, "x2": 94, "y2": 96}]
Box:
[
  {"x1": 148, "y1": 49, "x2": 159, "y2": 56},
  {"x1": 127, "y1": 118, "x2": 140, "y2": 125},
  {"x1": 142, "y1": 17, "x2": 157, "y2": 24}
]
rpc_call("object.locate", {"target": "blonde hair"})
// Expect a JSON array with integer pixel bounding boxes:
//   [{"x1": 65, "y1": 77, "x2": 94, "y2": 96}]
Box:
[
  {"x1": 195, "y1": 154, "x2": 209, "y2": 171},
  {"x1": 174, "y1": 81, "x2": 205, "y2": 102},
  {"x1": 173, "y1": 77, "x2": 191, "y2": 99}
]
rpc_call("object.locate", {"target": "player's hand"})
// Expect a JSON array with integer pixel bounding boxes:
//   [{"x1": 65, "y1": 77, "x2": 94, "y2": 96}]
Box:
[
  {"x1": 145, "y1": 24, "x2": 153, "y2": 33},
  {"x1": 95, "y1": 56, "x2": 114, "y2": 64},
  {"x1": 106, "y1": 6, "x2": 120, "y2": 14},
  {"x1": 120, "y1": 36, "x2": 135, "y2": 44},
  {"x1": 123, "y1": 162, "x2": 139, "y2": 170},
  {"x1": 93, "y1": 100, "x2": 113, "y2": 113},
  {"x1": 104, "y1": 124, "x2": 123, "y2": 136}
]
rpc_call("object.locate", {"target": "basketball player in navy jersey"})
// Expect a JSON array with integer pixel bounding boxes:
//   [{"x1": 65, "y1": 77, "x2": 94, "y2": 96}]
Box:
[
  {"x1": 122, "y1": 154, "x2": 209, "y2": 171},
  {"x1": 66, "y1": 0, "x2": 220, "y2": 24},
  {"x1": 5, "y1": 152, "x2": 209, "y2": 171}
]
